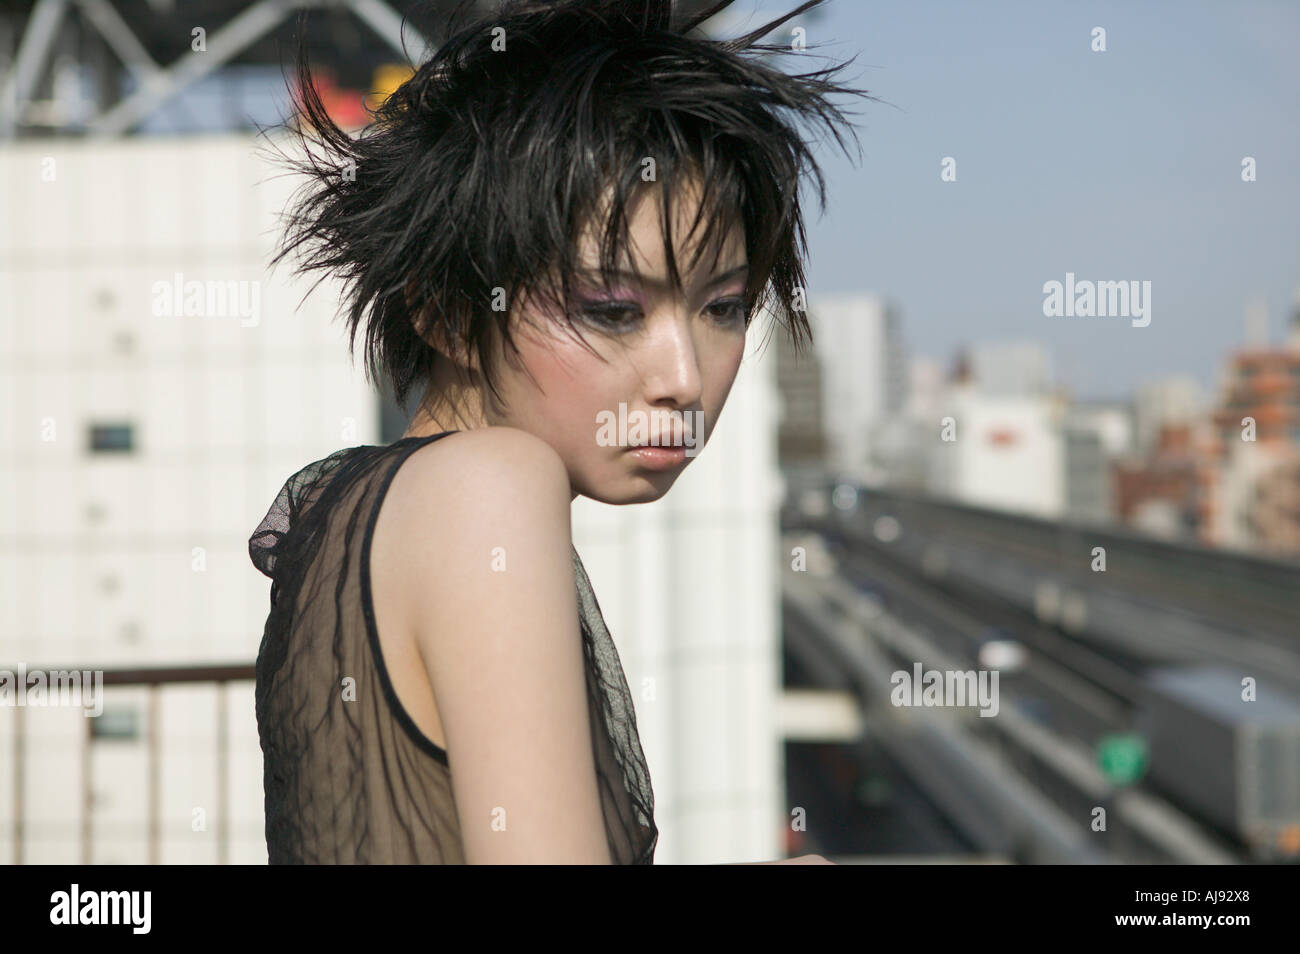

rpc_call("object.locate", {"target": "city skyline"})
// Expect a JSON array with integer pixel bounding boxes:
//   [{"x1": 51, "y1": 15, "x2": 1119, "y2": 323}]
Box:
[{"x1": 734, "y1": 0, "x2": 1300, "y2": 403}]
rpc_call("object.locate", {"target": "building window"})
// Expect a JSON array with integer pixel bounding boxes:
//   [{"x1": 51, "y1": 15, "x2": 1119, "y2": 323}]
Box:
[
  {"x1": 90, "y1": 706, "x2": 140, "y2": 741},
  {"x1": 88, "y1": 423, "x2": 134, "y2": 453}
]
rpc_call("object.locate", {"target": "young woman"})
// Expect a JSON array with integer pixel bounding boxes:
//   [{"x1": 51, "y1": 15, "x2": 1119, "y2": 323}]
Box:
[{"x1": 249, "y1": 0, "x2": 869, "y2": 864}]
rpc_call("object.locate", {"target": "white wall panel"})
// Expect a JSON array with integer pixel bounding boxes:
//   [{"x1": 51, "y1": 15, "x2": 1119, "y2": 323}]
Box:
[{"x1": 3, "y1": 133, "x2": 376, "y2": 863}]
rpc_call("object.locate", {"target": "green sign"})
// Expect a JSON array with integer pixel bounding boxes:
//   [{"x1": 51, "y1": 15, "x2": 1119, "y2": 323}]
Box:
[{"x1": 1097, "y1": 733, "x2": 1148, "y2": 785}]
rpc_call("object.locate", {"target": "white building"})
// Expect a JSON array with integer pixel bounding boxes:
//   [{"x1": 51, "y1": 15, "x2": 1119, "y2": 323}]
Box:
[
  {"x1": 1063, "y1": 401, "x2": 1133, "y2": 524},
  {"x1": 807, "y1": 294, "x2": 906, "y2": 482},
  {"x1": 871, "y1": 356, "x2": 942, "y2": 490},
  {"x1": 927, "y1": 382, "x2": 1066, "y2": 519}
]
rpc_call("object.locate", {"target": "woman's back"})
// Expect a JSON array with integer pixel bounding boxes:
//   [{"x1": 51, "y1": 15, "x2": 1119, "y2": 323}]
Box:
[{"x1": 248, "y1": 429, "x2": 658, "y2": 863}]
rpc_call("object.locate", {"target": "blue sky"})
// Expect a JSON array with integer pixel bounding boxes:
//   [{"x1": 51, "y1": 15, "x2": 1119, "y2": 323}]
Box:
[{"x1": 735, "y1": 0, "x2": 1300, "y2": 401}]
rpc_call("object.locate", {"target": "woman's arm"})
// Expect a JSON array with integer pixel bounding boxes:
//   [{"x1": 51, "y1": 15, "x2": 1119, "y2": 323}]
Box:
[{"x1": 385, "y1": 426, "x2": 611, "y2": 864}]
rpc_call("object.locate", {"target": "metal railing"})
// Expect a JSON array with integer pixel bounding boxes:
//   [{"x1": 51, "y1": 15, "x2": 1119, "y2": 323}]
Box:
[{"x1": 9, "y1": 663, "x2": 255, "y2": 865}]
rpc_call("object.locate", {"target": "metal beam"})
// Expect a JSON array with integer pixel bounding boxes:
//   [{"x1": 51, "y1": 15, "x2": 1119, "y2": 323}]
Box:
[
  {"x1": 73, "y1": 0, "x2": 163, "y2": 86},
  {"x1": 2, "y1": 0, "x2": 489, "y2": 139},
  {"x1": 348, "y1": 0, "x2": 429, "y2": 60},
  {"x1": 0, "y1": 0, "x2": 69, "y2": 137},
  {"x1": 85, "y1": 0, "x2": 301, "y2": 138}
]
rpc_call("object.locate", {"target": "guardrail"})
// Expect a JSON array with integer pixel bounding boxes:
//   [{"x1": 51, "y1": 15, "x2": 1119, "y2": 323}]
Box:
[{"x1": 8, "y1": 663, "x2": 255, "y2": 865}]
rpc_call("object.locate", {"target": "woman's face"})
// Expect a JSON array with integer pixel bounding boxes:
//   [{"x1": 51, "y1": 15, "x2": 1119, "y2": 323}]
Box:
[{"x1": 486, "y1": 184, "x2": 750, "y2": 505}]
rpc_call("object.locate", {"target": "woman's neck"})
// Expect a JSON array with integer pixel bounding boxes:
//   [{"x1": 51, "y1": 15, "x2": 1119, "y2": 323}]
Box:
[{"x1": 401, "y1": 359, "x2": 490, "y2": 439}]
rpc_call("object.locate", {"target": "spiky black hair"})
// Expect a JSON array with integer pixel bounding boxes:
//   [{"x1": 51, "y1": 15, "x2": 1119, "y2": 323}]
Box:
[{"x1": 264, "y1": 0, "x2": 874, "y2": 412}]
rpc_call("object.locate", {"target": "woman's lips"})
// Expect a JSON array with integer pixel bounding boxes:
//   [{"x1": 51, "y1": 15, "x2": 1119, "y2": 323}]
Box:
[{"x1": 625, "y1": 445, "x2": 688, "y2": 470}]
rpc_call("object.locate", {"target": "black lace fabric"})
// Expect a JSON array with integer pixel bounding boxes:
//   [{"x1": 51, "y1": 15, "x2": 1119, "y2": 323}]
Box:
[{"x1": 249, "y1": 431, "x2": 657, "y2": 863}]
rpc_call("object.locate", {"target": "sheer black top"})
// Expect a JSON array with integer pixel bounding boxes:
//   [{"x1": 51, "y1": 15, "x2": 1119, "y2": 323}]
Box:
[{"x1": 248, "y1": 431, "x2": 657, "y2": 863}]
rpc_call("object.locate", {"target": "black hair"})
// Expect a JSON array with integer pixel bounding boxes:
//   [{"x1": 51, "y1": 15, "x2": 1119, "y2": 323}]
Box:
[{"x1": 263, "y1": 0, "x2": 875, "y2": 413}]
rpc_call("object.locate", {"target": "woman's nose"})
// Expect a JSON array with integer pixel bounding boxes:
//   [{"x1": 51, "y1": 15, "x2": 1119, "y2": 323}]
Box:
[{"x1": 639, "y1": 320, "x2": 703, "y2": 406}]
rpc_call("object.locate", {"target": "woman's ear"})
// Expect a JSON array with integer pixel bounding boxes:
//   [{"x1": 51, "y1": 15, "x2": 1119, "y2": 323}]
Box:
[{"x1": 405, "y1": 283, "x2": 480, "y2": 371}]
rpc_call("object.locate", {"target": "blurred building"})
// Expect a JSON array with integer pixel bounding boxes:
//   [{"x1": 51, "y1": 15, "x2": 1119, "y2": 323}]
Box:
[
  {"x1": 871, "y1": 356, "x2": 942, "y2": 491},
  {"x1": 1112, "y1": 422, "x2": 1209, "y2": 541},
  {"x1": 924, "y1": 348, "x2": 1066, "y2": 518},
  {"x1": 775, "y1": 319, "x2": 828, "y2": 465},
  {"x1": 1062, "y1": 400, "x2": 1132, "y2": 525},
  {"x1": 927, "y1": 392, "x2": 1067, "y2": 519},
  {"x1": 806, "y1": 295, "x2": 906, "y2": 483},
  {"x1": 1109, "y1": 374, "x2": 1213, "y2": 543},
  {"x1": 1133, "y1": 376, "x2": 1203, "y2": 456},
  {"x1": 1203, "y1": 295, "x2": 1300, "y2": 553},
  {"x1": 1106, "y1": 298, "x2": 1300, "y2": 553}
]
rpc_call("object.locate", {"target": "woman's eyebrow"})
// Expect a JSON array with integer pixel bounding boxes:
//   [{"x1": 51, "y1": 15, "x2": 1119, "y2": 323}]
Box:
[{"x1": 577, "y1": 263, "x2": 750, "y2": 289}]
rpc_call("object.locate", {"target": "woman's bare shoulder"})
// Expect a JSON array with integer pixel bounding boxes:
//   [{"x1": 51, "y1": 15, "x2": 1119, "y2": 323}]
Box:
[
  {"x1": 402, "y1": 425, "x2": 568, "y2": 488},
  {"x1": 377, "y1": 425, "x2": 573, "y2": 601}
]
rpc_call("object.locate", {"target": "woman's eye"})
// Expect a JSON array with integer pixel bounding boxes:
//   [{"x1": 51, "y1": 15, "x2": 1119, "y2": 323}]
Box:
[
  {"x1": 707, "y1": 298, "x2": 750, "y2": 326},
  {"x1": 577, "y1": 298, "x2": 750, "y2": 330},
  {"x1": 579, "y1": 303, "x2": 642, "y2": 329}
]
